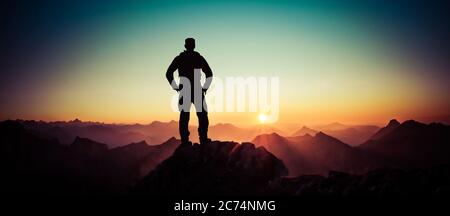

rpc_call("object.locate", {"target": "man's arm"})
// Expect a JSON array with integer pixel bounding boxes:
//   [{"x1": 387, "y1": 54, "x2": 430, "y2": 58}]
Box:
[
  {"x1": 166, "y1": 56, "x2": 179, "y2": 90},
  {"x1": 201, "y1": 56, "x2": 213, "y2": 90}
]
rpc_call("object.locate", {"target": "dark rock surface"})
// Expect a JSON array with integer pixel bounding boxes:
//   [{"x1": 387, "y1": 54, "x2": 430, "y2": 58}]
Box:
[
  {"x1": 269, "y1": 165, "x2": 450, "y2": 197},
  {"x1": 2, "y1": 119, "x2": 450, "y2": 198},
  {"x1": 133, "y1": 141, "x2": 288, "y2": 196},
  {"x1": 0, "y1": 120, "x2": 180, "y2": 195}
]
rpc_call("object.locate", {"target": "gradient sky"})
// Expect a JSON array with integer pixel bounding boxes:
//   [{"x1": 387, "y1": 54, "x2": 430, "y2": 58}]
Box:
[{"x1": 1, "y1": 0, "x2": 449, "y2": 126}]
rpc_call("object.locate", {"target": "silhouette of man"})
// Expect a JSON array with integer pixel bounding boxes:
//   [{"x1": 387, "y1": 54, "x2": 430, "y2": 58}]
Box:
[{"x1": 166, "y1": 38, "x2": 213, "y2": 146}]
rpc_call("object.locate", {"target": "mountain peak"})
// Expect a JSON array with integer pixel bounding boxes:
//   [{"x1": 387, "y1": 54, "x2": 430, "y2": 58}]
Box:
[
  {"x1": 302, "y1": 133, "x2": 313, "y2": 138},
  {"x1": 320, "y1": 122, "x2": 348, "y2": 131},
  {"x1": 149, "y1": 120, "x2": 162, "y2": 125},
  {"x1": 402, "y1": 119, "x2": 422, "y2": 127},
  {"x1": 360, "y1": 119, "x2": 450, "y2": 167},
  {"x1": 254, "y1": 132, "x2": 283, "y2": 140},
  {"x1": 71, "y1": 136, "x2": 108, "y2": 152},
  {"x1": 159, "y1": 137, "x2": 180, "y2": 147},
  {"x1": 314, "y1": 131, "x2": 345, "y2": 144},
  {"x1": 71, "y1": 118, "x2": 82, "y2": 123},
  {"x1": 388, "y1": 119, "x2": 400, "y2": 126},
  {"x1": 253, "y1": 132, "x2": 286, "y2": 144},
  {"x1": 133, "y1": 140, "x2": 149, "y2": 146},
  {"x1": 292, "y1": 126, "x2": 318, "y2": 137},
  {"x1": 270, "y1": 132, "x2": 282, "y2": 137},
  {"x1": 165, "y1": 137, "x2": 178, "y2": 143},
  {"x1": 369, "y1": 119, "x2": 402, "y2": 140},
  {"x1": 134, "y1": 141, "x2": 288, "y2": 196},
  {"x1": 315, "y1": 131, "x2": 330, "y2": 138}
]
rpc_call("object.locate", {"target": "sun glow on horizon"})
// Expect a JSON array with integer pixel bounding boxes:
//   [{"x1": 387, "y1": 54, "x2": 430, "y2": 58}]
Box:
[{"x1": 258, "y1": 113, "x2": 268, "y2": 124}]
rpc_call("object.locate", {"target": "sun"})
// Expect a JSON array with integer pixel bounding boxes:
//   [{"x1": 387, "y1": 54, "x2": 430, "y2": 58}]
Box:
[{"x1": 258, "y1": 113, "x2": 268, "y2": 123}]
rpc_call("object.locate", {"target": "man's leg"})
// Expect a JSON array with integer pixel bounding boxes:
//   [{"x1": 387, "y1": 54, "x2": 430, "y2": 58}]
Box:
[
  {"x1": 197, "y1": 93, "x2": 210, "y2": 144},
  {"x1": 197, "y1": 111, "x2": 209, "y2": 144},
  {"x1": 178, "y1": 93, "x2": 191, "y2": 144},
  {"x1": 179, "y1": 111, "x2": 190, "y2": 143}
]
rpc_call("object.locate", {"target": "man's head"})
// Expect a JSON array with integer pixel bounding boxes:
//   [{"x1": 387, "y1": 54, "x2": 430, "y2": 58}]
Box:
[{"x1": 185, "y1": 38, "x2": 195, "y2": 51}]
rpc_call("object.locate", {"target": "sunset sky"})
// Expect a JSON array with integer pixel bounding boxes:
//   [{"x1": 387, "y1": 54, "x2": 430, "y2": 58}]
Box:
[{"x1": 2, "y1": 0, "x2": 449, "y2": 126}]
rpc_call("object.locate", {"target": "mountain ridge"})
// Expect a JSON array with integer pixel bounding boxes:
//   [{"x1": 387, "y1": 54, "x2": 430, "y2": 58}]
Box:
[
  {"x1": 133, "y1": 141, "x2": 288, "y2": 196},
  {"x1": 2, "y1": 119, "x2": 450, "y2": 197}
]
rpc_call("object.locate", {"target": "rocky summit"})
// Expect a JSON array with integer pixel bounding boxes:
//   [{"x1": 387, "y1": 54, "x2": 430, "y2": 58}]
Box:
[{"x1": 133, "y1": 141, "x2": 288, "y2": 196}]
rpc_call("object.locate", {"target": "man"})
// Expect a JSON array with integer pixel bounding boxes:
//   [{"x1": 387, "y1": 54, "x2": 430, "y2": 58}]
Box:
[{"x1": 166, "y1": 38, "x2": 213, "y2": 146}]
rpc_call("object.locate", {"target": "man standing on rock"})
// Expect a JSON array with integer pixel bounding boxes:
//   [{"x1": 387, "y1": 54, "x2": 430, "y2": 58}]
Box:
[{"x1": 166, "y1": 38, "x2": 213, "y2": 146}]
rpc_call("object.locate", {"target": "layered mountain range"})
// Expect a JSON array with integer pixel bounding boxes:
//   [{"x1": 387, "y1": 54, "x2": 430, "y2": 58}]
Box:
[
  {"x1": 1, "y1": 118, "x2": 449, "y2": 197},
  {"x1": 0, "y1": 120, "x2": 180, "y2": 195},
  {"x1": 16, "y1": 119, "x2": 381, "y2": 147},
  {"x1": 17, "y1": 119, "x2": 283, "y2": 147}
]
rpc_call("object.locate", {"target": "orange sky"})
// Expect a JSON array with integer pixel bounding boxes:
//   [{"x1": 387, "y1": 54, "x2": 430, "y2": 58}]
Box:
[{"x1": 1, "y1": 1, "x2": 449, "y2": 127}]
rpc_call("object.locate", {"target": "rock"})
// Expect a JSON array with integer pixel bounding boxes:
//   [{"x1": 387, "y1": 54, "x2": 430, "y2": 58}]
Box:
[
  {"x1": 71, "y1": 137, "x2": 108, "y2": 156},
  {"x1": 269, "y1": 165, "x2": 450, "y2": 197},
  {"x1": 133, "y1": 140, "x2": 288, "y2": 196}
]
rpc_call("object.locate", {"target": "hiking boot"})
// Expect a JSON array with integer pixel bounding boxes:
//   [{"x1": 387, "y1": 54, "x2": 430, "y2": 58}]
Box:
[
  {"x1": 179, "y1": 140, "x2": 192, "y2": 148},
  {"x1": 200, "y1": 138, "x2": 211, "y2": 145}
]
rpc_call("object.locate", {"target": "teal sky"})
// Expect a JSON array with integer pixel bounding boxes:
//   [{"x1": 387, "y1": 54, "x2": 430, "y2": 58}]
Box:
[{"x1": 2, "y1": 0, "x2": 449, "y2": 125}]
